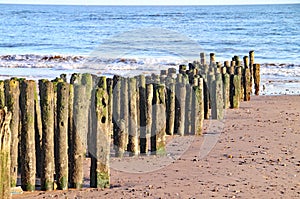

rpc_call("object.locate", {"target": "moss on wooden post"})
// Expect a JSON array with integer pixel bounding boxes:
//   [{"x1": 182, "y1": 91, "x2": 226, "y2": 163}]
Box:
[
  {"x1": 230, "y1": 75, "x2": 241, "y2": 109},
  {"x1": 166, "y1": 80, "x2": 175, "y2": 135},
  {"x1": 56, "y1": 82, "x2": 69, "y2": 190},
  {"x1": 4, "y1": 79, "x2": 20, "y2": 187},
  {"x1": 244, "y1": 68, "x2": 251, "y2": 101},
  {"x1": 90, "y1": 87, "x2": 110, "y2": 188},
  {"x1": 151, "y1": 84, "x2": 166, "y2": 155},
  {"x1": 221, "y1": 67, "x2": 230, "y2": 109},
  {"x1": 20, "y1": 80, "x2": 36, "y2": 191},
  {"x1": 253, "y1": 64, "x2": 260, "y2": 95},
  {"x1": 211, "y1": 73, "x2": 224, "y2": 120},
  {"x1": 191, "y1": 85, "x2": 203, "y2": 135},
  {"x1": 0, "y1": 107, "x2": 12, "y2": 199},
  {"x1": 39, "y1": 80, "x2": 55, "y2": 191}
]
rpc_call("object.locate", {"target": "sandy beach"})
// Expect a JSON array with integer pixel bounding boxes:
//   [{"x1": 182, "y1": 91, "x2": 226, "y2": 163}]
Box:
[{"x1": 12, "y1": 95, "x2": 300, "y2": 198}]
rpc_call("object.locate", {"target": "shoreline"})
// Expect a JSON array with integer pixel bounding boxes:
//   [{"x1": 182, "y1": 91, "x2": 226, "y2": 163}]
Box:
[{"x1": 13, "y1": 95, "x2": 300, "y2": 198}]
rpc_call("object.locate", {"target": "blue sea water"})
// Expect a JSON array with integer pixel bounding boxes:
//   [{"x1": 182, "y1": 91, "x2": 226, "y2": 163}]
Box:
[{"x1": 0, "y1": 4, "x2": 299, "y2": 94}]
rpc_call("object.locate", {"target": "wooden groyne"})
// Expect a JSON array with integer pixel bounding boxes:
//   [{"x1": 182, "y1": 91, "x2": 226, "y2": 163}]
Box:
[{"x1": 0, "y1": 51, "x2": 260, "y2": 197}]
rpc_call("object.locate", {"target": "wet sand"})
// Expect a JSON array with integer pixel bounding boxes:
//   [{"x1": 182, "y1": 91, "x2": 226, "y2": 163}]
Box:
[{"x1": 13, "y1": 95, "x2": 300, "y2": 198}]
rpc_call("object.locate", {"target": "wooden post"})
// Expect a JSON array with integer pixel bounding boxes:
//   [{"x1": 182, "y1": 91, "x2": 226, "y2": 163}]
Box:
[
  {"x1": 211, "y1": 73, "x2": 224, "y2": 120},
  {"x1": 90, "y1": 87, "x2": 110, "y2": 188},
  {"x1": 191, "y1": 84, "x2": 203, "y2": 135},
  {"x1": 243, "y1": 68, "x2": 251, "y2": 101},
  {"x1": 0, "y1": 107, "x2": 12, "y2": 199},
  {"x1": 33, "y1": 82, "x2": 43, "y2": 179},
  {"x1": 112, "y1": 76, "x2": 123, "y2": 157},
  {"x1": 221, "y1": 67, "x2": 230, "y2": 109},
  {"x1": 4, "y1": 79, "x2": 20, "y2": 187},
  {"x1": 20, "y1": 80, "x2": 36, "y2": 191},
  {"x1": 71, "y1": 84, "x2": 86, "y2": 189},
  {"x1": 67, "y1": 84, "x2": 74, "y2": 186},
  {"x1": 145, "y1": 83, "x2": 153, "y2": 153},
  {"x1": 128, "y1": 77, "x2": 138, "y2": 155},
  {"x1": 200, "y1": 52, "x2": 206, "y2": 65},
  {"x1": 166, "y1": 79, "x2": 175, "y2": 135},
  {"x1": 253, "y1": 64, "x2": 260, "y2": 95},
  {"x1": 179, "y1": 64, "x2": 187, "y2": 74},
  {"x1": 0, "y1": 81, "x2": 5, "y2": 108},
  {"x1": 175, "y1": 82, "x2": 186, "y2": 136},
  {"x1": 230, "y1": 75, "x2": 241, "y2": 109},
  {"x1": 236, "y1": 66, "x2": 244, "y2": 101},
  {"x1": 185, "y1": 84, "x2": 192, "y2": 134},
  {"x1": 139, "y1": 75, "x2": 147, "y2": 154},
  {"x1": 202, "y1": 74, "x2": 210, "y2": 119},
  {"x1": 39, "y1": 80, "x2": 55, "y2": 191},
  {"x1": 120, "y1": 77, "x2": 129, "y2": 153},
  {"x1": 210, "y1": 53, "x2": 216, "y2": 66},
  {"x1": 106, "y1": 78, "x2": 113, "y2": 137},
  {"x1": 249, "y1": 51, "x2": 254, "y2": 92},
  {"x1": 56, "y1": 82, "x2": 69, "y2": 190},
  {"x1": 151, "y1": 84, "x2": 166, "y2": 155}
]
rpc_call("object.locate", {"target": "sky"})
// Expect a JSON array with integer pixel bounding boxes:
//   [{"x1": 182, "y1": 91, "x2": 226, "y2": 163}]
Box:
[{"x1": 0, "y1": 0, "x2": 299, "y2": 5}]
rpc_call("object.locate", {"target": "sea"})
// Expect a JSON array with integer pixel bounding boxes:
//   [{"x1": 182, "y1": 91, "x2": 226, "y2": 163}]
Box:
[{"x1": 0, "y1": 4, "x2": 299, "y2": 95}]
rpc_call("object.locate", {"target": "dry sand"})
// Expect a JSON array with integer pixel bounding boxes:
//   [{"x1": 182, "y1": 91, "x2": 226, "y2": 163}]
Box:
[{"x1": 13, "y1": 95, "x2": 300, "y2": 198}]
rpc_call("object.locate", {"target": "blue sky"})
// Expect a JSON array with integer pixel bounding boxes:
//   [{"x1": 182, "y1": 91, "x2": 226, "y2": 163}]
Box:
[{"x1": 0, "y1": 0, "x2": 299, "y2": 5}]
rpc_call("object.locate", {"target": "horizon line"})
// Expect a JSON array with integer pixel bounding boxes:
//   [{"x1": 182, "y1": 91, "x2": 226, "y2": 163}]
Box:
[{"x1": 0, "y1": 2, "x2": 299, "y2": 6}]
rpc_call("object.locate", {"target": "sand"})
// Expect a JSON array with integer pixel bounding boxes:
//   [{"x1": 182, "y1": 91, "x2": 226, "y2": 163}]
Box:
[{"x1": 13, "y1": 95, "x2": 300, "y2": 198}]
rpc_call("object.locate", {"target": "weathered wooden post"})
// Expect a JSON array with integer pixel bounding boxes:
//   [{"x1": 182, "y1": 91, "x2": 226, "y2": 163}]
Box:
[
  {"x1": 106, "y1": 78, "x2": 113, "y2": 136},
  {"x1": 33, "y1": 82, "x2": 43, "y2": 179},
  {"x1": 39, "y1": 80, "x2": 55, "y2": 191},
  {"x1": 139, "y1": 75, "x2": 147, "y2": 154},
  {"x1": 243, "y1": 56, "x2": 251, "y2": 101},
  {"x1": 201, "y1": 74, "x2": 210, "y2": 119},
  {"x1": 90, "y1": 86, "x2": 110, "y2": 188},
  {"x1": 249, "y1": 51, "x2": 255, "y2": 92},
  {"x1": 56, "y1": 82, "x2": 69, "y2": 190},
  {"x1": 67, "y1": 84, "x2": 74, "y2": 186},
  {"x1": 120, "y1": 77, "x2": 129, "y2": 153},
  {"x1": 4, "y1": 79, "x2": 20, "y2": 187},
  {"x1": 0, "y1": 107, "x2": 12, "y2": 199},
  {"x1": 0, "y1": 81, "x2": 5, "y2": 108},
  {"x1": 145, "y1": 83, "x2": 153, "y2": 153},
  {"x1": 175, "y1": 82, "x2": 186, "y2": 136},
  {"x1": 70, "y1": 84, "x2": 86, "y2": 189},
  {"x1": 166, "y1": 78, "x2": 175, "y2": 135},
  {"x1": 211, "y1": 73, "x2": 224, "y2": 120},
  {"x1": 191, "y1": 80, "x2": 204, "y2": 135},
  {"x1": 253, "y1": 64, "x2": 260, "y2": 95},
  {"x1": 185, "y1": 83, "x2": 192, "y2": 134},
  {"x1": 179, "y1": 64, "x2": 187, "y2": 74},
  {"x1": 210, "y1": 53, "x2": 216, "y2": 66},
  {"x1": 20, "y1": 80, "x2": 36, "y2": 191},
  {"x1": 112, "y1": 76, "x2": 123, "y2": 157},
  {"x1": 236, "y1": 66, "x2": 244, "y2": 101},
  {"x1": 151, "y1": 84, "x2": 166, "y2": 154},
  {"x1": 200, "y1": 52, "x2": 206, "y2": 65},
  {"x1": 230, "y1": 74, "x2": 241, "y2": 109},
  {"x1": 128, "y1": 77, "x2": 139, "y2": 155},
  {"x1": 221, "y1": 67, "x2": 230, "y2": 109}
]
